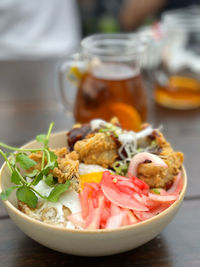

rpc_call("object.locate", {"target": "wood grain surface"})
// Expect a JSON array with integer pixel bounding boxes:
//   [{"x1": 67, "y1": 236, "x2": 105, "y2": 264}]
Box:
[{"x1": 0, "y1": 80, "x2": 200, "y2": 266}]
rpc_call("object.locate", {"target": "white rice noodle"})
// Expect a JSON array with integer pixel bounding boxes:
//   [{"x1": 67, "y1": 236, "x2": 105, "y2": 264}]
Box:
[{"x1": 135, "y1": 126, "x2": 153, "y2": 140}]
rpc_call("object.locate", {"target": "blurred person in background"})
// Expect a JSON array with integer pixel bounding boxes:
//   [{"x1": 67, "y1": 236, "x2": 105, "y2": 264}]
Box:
[
  {"x1": 79, "y1": 0, "x2": 200, "y2": 36},
  {"x1": 0, "y1": 0, "x2": 81, "y2": 102},
  {"x1": 120, "y1": 0, "x2": 200, "y2": 31}
]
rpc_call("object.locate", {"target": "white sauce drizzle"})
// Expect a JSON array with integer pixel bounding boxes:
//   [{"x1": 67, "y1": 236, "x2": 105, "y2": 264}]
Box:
[{"x1": 90, "y1": 119, "x2": 107, "y2": 131}]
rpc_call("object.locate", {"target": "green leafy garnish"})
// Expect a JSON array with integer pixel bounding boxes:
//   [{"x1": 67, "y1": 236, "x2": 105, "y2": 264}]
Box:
[
  {"x1": 112, "y1": 161, "x2": 128, "y2": 176},
  {"x1": 0, "y1": 186, "x2": 18, "y2": 201},
  {"x1": 26, "y1": 169, "x2": 39, "y2": 178},
  {"x1": 99, "y1": 123, "x2": 123, "y2": 137},
  {"x1": 0, "y1": 122, "x2": 71, "y2": 208},
  {"x1": 31, "y1": 172, "x2": 44, "y2": 186},
  {"x1": 36, "y1": 134, "x2": 48, "y2": 146},
  {"x1": 46, "y1": 180, "x2": 70, "y2": 202},
  {"x1": 44, "y1": 173, "x2": 57, "y2": 187},
  {"x1": 16, "y1": 186, "x2": 38, "y2": 208},
  {"x1": 11, "y1": 170, "x2": 21, "y2": 185},
  {"x1": 16, "y1": 153, "x2": 37, "y2": 170}
]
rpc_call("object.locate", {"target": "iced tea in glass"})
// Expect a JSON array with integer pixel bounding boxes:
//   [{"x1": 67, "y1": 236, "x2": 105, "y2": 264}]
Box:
[
  {"x1": 59, "y1": 34, "x2": 148, "y2": 131},
  {"x1": 154, "y1": 7, "x2": 200, "y2": 109}
]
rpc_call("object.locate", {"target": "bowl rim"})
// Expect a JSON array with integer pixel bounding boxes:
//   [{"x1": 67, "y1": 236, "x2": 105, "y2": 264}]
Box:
[{"x1": 0, "y1": 131, "x2": 187, "y2": 234}]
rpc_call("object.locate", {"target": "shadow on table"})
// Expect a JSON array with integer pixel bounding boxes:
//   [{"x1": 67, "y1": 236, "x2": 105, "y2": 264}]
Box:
[{"x1": 10, "y1": 234, "x2": 173, "y2": 267}]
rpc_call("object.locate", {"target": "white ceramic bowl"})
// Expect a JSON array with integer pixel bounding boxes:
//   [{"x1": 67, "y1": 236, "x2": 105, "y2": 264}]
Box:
[{"x1": 0, "y1": 132, "x2": 187, "y2": 256}]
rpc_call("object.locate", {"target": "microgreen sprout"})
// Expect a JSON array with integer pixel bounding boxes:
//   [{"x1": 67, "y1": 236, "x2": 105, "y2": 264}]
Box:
[{"x1": 0, "y1": 122, "x2": 70, "y2": 208}]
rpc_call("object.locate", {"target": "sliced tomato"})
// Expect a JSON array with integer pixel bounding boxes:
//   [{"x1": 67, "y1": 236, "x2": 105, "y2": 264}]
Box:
[{"x1": 101, "y1": 171, "x2": 148, "y2": 211}]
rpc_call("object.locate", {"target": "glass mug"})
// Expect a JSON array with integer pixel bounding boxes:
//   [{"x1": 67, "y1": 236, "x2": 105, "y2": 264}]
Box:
[
  {"x1": 153, "y1": 6, "x2": 200, "y2": 109},
  {"x1": 58, "y1": 34, "x2": 148, "y2": 131}
]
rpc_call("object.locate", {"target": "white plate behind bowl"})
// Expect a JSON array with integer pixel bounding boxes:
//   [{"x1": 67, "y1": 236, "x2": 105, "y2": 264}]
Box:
[{"x1": 0, "y1": 131, "x2": 187, "y2": 256}]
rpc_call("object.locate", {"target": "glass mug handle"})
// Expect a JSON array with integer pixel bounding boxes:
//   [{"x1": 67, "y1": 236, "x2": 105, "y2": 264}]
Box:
[{"x1": 58, "y1": 53, "x2": 84, "y2": 114}]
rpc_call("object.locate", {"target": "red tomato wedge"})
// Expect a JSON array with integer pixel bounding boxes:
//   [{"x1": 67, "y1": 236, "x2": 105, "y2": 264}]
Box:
[{"x1": 101, "y1": 171, "x2": 149, "y2": 211}]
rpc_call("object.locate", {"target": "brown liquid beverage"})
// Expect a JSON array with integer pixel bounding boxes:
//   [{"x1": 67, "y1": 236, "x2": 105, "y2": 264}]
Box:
[
  {"x1": 74, "y1": 63, "x2": 147, "y2": 131},
  {"x1": 154, "y1": 76, "x2": 200, "y2": 109}
]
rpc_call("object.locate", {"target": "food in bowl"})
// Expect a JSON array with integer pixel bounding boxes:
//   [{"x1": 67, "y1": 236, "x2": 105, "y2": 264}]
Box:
[{"x1": 0, "y1": 118, "x2": 184, "y2": 230}]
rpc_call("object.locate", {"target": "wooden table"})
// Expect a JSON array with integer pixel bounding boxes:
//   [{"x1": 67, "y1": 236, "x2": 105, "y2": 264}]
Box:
[{"x1": 0, "y1": 79, "x2": 200, "y2": 266}]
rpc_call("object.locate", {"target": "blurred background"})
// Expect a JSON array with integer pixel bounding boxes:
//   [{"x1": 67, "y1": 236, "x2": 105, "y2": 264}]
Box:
[
  {"x1": 0, "y1": 0, "x2": 200, "y2": 102},
  {"x1": 1, "y1": 0, "x2": 200, "y2": 140}
]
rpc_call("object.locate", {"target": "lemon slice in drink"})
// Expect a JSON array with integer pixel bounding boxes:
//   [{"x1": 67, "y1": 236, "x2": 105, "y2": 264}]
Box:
[{"x1": 110, "y1": 103, "x2": 142, "y2": 131}]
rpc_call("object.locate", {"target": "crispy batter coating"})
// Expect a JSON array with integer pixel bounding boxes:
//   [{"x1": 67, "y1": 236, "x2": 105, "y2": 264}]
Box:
[
  {"x1": 52, "y1": 150, "x2": 80, "y2": 191},
  {"x1": 74, "y1": 132, "x2": 118, "y2": 168},
  {"x1": 137, "y1": 131, "x2": 184, "y2": 188},
  {"x1": 29, "y1": 147, "x2": 80, "y2": 191},
  {"x1": 29, "y1": 151, "x2": 44, "y2": 171}
]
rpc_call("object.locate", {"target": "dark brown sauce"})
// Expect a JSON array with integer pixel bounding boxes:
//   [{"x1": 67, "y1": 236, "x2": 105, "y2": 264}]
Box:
[{"x1": 67, "y1": 124, "x2": 91, "y2": 151}]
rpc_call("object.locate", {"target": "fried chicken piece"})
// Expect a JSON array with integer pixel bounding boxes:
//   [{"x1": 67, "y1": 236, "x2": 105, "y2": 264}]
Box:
[
  {"x1": 74, "y1": 132, "x2": 118, "y2": 168},
  {"x1": 52, "y1": 151, "x2": 80, "y2": 191},
  {"x1": 29, "y1": 148, "x2": 80, "y2": 192},
  {"x1": 29, "y1": 151, "x2": 44, "y2": 171},
  {"x1": 137, "y1": 131, "x2": 184, "y2": 188}
]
